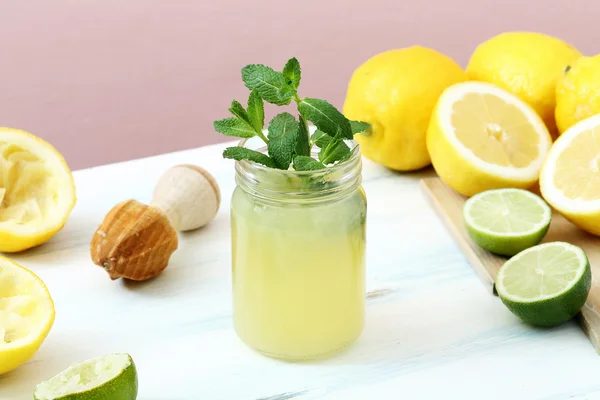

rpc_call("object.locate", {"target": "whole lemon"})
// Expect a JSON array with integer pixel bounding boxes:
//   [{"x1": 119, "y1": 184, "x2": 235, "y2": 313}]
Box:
[
  {"x1": 343, "y1": 46, "x2": 467, "y2": 171},
  {"x1": 555, "y1": 54, "x2": 600, "y2": 134},
  {"x1": 466, "y1": 31, "x2": 582, "y2": 138}
]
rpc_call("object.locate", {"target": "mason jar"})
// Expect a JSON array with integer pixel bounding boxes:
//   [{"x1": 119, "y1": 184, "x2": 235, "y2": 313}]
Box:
[{"x1": 230, "y1": 137, "x2": 367, "y2": 360}]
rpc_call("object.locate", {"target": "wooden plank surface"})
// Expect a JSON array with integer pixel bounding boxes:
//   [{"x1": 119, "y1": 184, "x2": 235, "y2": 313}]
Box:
[{"x1": 421, "y1": 176, "x2": 600, "y2": 354}]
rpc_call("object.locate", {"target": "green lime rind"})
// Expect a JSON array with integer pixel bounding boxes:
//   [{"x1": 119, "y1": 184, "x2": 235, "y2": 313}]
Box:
[
  {"x1": 33, "y1": 353, "x2": 138, "y2": 400},
  {"x1": 463, "y1": 188, "x2": 552, "y2": 256},
  {"x1": 496, "y1": 242, "x2": 592, "y2": 327},
  {"x1": 465, "y1": 221, "x2": 550, "y2": 256}
]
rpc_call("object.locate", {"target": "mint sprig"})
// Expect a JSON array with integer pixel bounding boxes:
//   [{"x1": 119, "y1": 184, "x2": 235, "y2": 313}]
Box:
[{"x1": 215, "y1": 58, "x2": 370, "y2": 171}]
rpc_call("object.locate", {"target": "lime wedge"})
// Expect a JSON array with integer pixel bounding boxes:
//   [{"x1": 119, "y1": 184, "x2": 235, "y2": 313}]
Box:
[
  {"x1": 495, "y1": 242, "x2": 591, "y2": 327},
  {"x1": 33, "y1": 353, "x2": 138, "y2": 400},
  {"x1": 463, "y1": 188, "x2": 551, "y2": 256}
]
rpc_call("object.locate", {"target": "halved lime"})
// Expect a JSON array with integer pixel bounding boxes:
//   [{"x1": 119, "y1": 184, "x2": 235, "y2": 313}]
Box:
[
  {"x1": 34, "y1": 353, "x2": 138, "y2": 400},
  {"x1": 463, "y1": 188, "x2": 551, "y2": 256},
  {"x1": 496, "y1": 242, "x2": 591, "y2": 327}
]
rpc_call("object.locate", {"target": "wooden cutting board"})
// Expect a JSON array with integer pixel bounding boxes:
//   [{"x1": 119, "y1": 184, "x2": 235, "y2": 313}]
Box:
[{"x1": 420, "y1": 177, "x2": 600, "y2": 354}]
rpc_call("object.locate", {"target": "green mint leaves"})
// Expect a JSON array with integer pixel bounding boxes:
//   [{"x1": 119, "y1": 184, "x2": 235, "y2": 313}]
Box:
[
  {"x1": 214, "y1": 90, "x2": 268, "y2": 141},
  {"x1": 282, "y1": 58, "x2": 301, "y2": 90},
  {"x1": 267, "y1": 113, "x2": 299, "y2": 169},
  {"x1": 228, "y1": 100, "x2": 250, "y2": 124},
  {"x1": 313, "y1": 131, "x2": 352, "y2": 164},
  {"x1": 350, "y1": 120, "x2": 371, "y2": 135},
  {"x1": 215, "y1": 57, "x2": 371, "y2": 171},
  {"x1": 293, "y1": 156, "x2": 326, "y2": 171},
  {"x1": 241, "y1": 64, "x2": 294, "y2": 106},
  {"x1": 223, "y1": 147, "x2": 277, "y2": 168},
  {"x1": 247, "y1": 90, "x2": 264, "y2": 133},
  {"x1": 213, "y1": 117, "x2": 256, "y2": 138},
  {"x1": 295, "y1": 115, "x2": 310, "y2": 157},
  {"x1": 298, "y1": 98, "x2": 353, "y2": 139}
]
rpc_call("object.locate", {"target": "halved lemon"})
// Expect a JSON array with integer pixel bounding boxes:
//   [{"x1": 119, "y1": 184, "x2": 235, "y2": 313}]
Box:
[
  {"x1": 0, "y1": 128, "x2": 76, "y2": 252},
  {"x1": 0, "y1": 256, "x2": 55, "y2": 375},
  {"x1": 540, "y1": 114, "x2": 600, "y2": 235},
  {"x1": 427, "y1": 81, "x2": 553, "y2": 197}
]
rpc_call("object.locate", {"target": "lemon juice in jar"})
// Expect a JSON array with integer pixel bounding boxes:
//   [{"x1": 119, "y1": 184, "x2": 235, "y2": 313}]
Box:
[
  {"x1": 215, "y1": 57, "x2": 369, "y2": 360},
  {"x1": 230, "y1": 141, "x2": 366, "y2": 360}
]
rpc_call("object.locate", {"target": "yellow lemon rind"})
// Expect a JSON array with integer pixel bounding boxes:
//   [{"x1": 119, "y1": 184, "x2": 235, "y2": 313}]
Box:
[
  {"x1": 343, "y1": 46, "x2": 468, "y2": 172},
  {"x1": 0, "y1": 256, "x2": 55, "y2": 375}
]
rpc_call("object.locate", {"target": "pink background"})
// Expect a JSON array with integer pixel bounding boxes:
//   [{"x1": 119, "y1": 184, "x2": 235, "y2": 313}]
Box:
[{"x1": 0, "y1": 1, "x2": 597, "y2": 170}]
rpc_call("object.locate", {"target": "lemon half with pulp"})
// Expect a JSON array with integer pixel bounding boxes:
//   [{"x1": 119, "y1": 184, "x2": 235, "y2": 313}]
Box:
[
  {"x1": 0, "y1": 128, "x2": 76, "y2": 252},
  {"x1": 427, "y1": 81, "x2": 552, "y2": 197},
  {"x1": 540, "y1": 113, "x2": 600, "y2": 235},
  {"x1": 466, "y1": 31, "x2": 582, "y2": 138},
  {"x1": 0, "y1": 256, "x2": 55, "y2": 375}
]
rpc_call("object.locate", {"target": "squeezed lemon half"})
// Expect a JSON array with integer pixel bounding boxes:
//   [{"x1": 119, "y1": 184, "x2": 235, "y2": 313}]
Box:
[
  {"x1": 427, "y1": 81, "x2": 552, "y2": 197},
  {"x1": 0, "y1": 256, "x2": 55, "y2": 375},
  {"x1": 0, "y1": 128, "x2": 76, "y2": 252}
]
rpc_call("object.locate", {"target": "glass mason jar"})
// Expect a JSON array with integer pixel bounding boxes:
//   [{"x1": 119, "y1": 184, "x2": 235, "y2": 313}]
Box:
[{"x1": 230, "y1": 137, "x2": 367, "y2": 360}]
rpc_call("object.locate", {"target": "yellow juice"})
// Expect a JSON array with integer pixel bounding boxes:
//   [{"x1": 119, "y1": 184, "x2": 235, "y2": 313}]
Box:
[{"x1": 231, "y1": 186, "x2": 366, "y2": 360}]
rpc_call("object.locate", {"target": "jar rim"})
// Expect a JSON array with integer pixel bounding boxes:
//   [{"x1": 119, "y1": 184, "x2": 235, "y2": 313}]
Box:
[
  {"x1": 234, "y1": 136, "x2": 362, "y2": 176},
  {"x1": 232, "y1": 135, "x2": 363, "y2": 201}
]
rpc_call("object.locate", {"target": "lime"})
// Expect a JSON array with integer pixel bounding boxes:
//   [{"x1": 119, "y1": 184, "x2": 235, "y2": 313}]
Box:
[
  {"x1": 33, "y1": 353, "x2": 138, "y2": 400},
  {"x1": 463, "y1": 188, "x2": 551, "y2": 256},
  {"x1": 496, "y1": 242, "x2": 591, "y2": 327}
]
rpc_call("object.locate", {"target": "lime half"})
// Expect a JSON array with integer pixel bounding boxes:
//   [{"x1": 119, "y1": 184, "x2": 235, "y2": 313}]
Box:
[
  {"x1": 34, "y1": 353, "x2": 138, "y2": 400},
  {"x1": 463, "y1": 188, "x2": 551, "y2": 256},
  {"x1": 496, "y1": 242, "x2": 591, "y2": 327}
]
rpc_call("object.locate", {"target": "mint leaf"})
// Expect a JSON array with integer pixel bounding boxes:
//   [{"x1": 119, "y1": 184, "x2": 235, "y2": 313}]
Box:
[
  {"x1": 214, "y1": 118, "x2": 256, "y2": 138},
  {"x1": 241, "y1": 64, "x2": 294, "y2": 106},
  {"x1": 318, "y1": 133, "x2": 351, "y2": 164},
  {"x1": 247, "y1": 90, "x2": 264, "y2": 133},
  {"x1": 311, "y1": 130, "x2": 330, "y2": 148},
  {"x1": 223, "y1": 147, "x2": 276, "y2": 168},
  {"x1": 295, "y1": 115, "x2": 310, "y2": 156},
  {"x1": 337, "y1": 146, "x2": 355, "y2": 163},
  {"x1": 228, "y1": 100, "x2": 250, "y2": 124},
  {"x1": 267, "y1": 112, "x2": 299, "y2": 169},
  {"x1": 293, "y1": 156, "x2": 326, "y2": 171},
  {"x1": 350, "y1": 120, "x2": 371, "y2": 135},
  {"x1": 298, "y1": 98, "x2": 353, "y2": 139},
  {"x1": 283, "y1": 58, "x2": 301, "y2": 90}
]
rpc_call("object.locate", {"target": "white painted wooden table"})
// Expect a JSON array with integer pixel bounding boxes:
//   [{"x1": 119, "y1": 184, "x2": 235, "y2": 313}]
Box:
[{"x1": 2, "y1": 141, "x2": 600, "y2": 400}]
